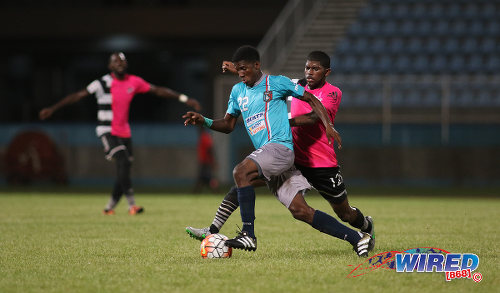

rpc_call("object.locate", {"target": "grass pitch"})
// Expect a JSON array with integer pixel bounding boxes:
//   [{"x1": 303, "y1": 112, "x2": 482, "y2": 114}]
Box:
[{"x1": 0, "y1": 189, "x2": 498, "y2": 293}]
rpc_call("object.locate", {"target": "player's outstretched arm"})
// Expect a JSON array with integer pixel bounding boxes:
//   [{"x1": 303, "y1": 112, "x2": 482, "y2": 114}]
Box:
[
  {"x1": 39, "y1": 89, "x2": 90, "y2": 120},
  {"x1": 183, "y1": 112, "x2": 237, "y2": 134},
  {"x1": 296, "y1": 91, "x2": 341, "y2": 147},
  {"x1": 289, "y1": 111, "x2": 342, "y2": 149},
  {"x1": 289, "y1": 111, "x2": 319, "y2": 126},
  {"x1": 149, "y1": 85, "x2": 201, "y2": 111}
]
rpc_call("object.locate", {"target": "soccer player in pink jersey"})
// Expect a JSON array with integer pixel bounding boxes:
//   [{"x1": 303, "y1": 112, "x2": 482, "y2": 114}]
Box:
[
  {"x1": 40, "y1": 52, "x2": 201, "y2": 215},
  {"x1": 290, "y1": 51, "x2": 374, "y2": 243},
  {"x1": 186, "y1": 51, "x2": 374, "y2": 253}
]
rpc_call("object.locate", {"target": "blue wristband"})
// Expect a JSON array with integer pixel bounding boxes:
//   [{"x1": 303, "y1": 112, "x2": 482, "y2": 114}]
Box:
[{"x1": 203, "y1": 117, "x2": 213, "y2": 128}]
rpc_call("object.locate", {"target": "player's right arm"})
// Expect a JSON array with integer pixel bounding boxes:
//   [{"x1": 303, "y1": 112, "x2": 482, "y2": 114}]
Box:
[
  {"x1": 221, "y1": 61, "x2": 237, "y2": 74},
  {"x1": 182, "y1": 112, "x2": 237, "y2": 134},
  {"x1": 39, "y1": 89, "x2": 90, "y2": 120}
]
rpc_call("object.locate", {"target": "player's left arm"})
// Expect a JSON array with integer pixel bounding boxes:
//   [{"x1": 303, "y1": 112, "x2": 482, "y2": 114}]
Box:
[
  {"x1": 289, "y1": 111, "x2": 319, "y2": 126},
  {"x1": 295, "y1": 91, "x2": 341, "y2": 147},
  {"x1": 149, "y1": 85, "x2": 201, "y2": 111},
  {"x1": 289, "y1": 111, "x2": 342, "y2": 149}
]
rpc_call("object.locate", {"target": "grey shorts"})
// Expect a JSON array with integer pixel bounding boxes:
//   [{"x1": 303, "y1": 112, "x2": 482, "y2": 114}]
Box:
[{"x1": 247, "y1": 143, "x2": 311, "y2": 208}]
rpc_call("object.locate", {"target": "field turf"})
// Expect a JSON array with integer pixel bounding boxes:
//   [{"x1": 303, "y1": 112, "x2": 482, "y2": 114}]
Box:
[{"x1": 1, "y1": 189, "x2": 498, "y2": 292}]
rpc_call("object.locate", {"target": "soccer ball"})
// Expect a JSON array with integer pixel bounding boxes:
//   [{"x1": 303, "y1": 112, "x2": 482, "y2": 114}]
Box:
[{"x1": 200, "y1": 233, "x2": 232, "y2": 259}]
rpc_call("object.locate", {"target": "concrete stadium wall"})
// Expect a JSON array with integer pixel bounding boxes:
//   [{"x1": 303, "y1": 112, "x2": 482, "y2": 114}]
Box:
[
  {"x1": 1, "y1": 123, "x2": 499, "y2": 188},
  {"x1": 0, "y1": 123, "x2": 199, "y2": 186}
]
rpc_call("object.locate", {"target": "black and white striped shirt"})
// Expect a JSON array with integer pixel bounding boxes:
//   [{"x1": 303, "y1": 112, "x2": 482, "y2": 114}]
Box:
[{"x1": 86, "y1": 74, "x2": 113, "y2": 137}]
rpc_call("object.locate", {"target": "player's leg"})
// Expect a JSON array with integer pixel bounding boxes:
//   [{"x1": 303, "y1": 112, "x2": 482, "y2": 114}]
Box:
[
  {"x1": 231, "y1": 157, "x2": 260, "y2": 239},
  {"x1": 226, "y1": 143, "x2": 295, "y2": 251},
  {"x1": 332, "y1": 198, "x2": 375, "y2": 251},
  {"x1": 273, "y1": 168, "x2": 372, "y2": 257},
  {"x1": 297, "y1": 164, "x2": 373, "y2": 234},
  {"x1": 101, "y1": 133, "x2": 121, "y2": 214},
  {"x1": 186, "y1": 179, "x2": 268, "y2": 241},
  {"x1": 186, "y1": 185, "x2": 239, "y2": 240},
  {"x1": 103, "y1": 180, "x2": 122, "y2": 214},
  {"x1": 224, "y1": 158, "x2": 259, "y2": 251},
  {"x1": 331, "y1": 198, "x2": 373, "y2": 235},
  {"x1": 108, "y1": 135, "x2": 143, "y2": 215},
  {"x1": 288, "y1": 193, "x2": 365, "y2": 249}
]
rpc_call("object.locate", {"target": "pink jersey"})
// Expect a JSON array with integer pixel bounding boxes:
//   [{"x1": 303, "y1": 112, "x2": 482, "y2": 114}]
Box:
[
  {"x1": 291, "y1": 82, "x2": 342, "y2": 168},
  {"x1": 109, "y1": 74, "x2": 150, "y2": 138}
]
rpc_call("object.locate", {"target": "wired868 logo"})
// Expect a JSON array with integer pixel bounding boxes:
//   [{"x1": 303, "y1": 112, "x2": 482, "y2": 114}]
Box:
[
  {"x1": 347, "y1": 247, "x2": 483, "y2": 282},
  {"x1": 396, "y1": 251, "x2": 481, "y2": 282}
]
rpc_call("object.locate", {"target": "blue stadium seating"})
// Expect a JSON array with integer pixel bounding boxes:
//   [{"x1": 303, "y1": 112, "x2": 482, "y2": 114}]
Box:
[{"x1": 332, "y1": 0, "x2": 499, "y2": 107}]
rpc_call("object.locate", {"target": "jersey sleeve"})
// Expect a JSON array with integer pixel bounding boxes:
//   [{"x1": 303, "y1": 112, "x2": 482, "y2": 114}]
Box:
[
  {"x1": 134, "y1": 76, "x2": 151, "y2": 94},
  {"x1": 327, "y1": 87, "x2": 343, "y2": 117},
  {"x1": 275, "y1": 75, "x2": 305, "y2": 99},
  {"x1": 86, "y1": 80, "x2": 101, "y2": 94},
  {"x1": 226, "y1": 85, "x2": 241, "y2": 118}
]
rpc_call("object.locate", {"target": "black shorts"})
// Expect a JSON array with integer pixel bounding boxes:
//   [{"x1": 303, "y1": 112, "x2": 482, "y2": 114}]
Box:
[
  {"x1": 100, "y1": 133, "x2": 133, "y2": 161},
  {"x1": 295, "y1": 164, "x2": 347, "y2": 204}
]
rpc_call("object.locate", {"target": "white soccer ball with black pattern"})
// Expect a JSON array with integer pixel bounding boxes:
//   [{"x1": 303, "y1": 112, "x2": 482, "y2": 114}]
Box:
[{"x1": 200, "y1": 233, "x2": 232, "y2": 259}]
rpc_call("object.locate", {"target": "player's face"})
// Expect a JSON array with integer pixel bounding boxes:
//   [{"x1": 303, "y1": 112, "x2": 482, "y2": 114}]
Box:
[
  {"x1": 234, "y1": 60, "x2": 261, "y2": 87},
  {"x1": 304, "y1": 60, "x2": 330, "y2": 89},
  {"x1": 108, "y1": 53, "x2": 128, "y2": 76}
]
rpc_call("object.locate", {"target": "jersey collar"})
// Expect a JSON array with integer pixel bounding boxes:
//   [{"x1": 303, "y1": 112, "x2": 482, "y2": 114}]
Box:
[
  {"x1": 111, "y1": 72, "x2": 129, "y2": 80},
  {"x1": 247, "y1": 72, "x2": 266, "y2": 88}
]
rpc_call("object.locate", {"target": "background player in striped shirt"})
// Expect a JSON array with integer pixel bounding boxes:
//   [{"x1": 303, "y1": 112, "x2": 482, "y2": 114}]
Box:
[
  {"x1": 39, "y1": 52, "x2": 201, "y2": 215},
  {"x1": 183, "y1": 46, "x2": 372, "y2": 256},
  {"x1": 186, "y1": 50, "x2": 374, "y2": 255}
]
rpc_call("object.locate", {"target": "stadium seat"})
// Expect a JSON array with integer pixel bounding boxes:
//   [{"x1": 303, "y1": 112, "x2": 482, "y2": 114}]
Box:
[
  {"x1": 400, "y1": 20, "x2": 415, "y2": 35},
  {"x1": 463, "y1": 3, "x2": 479, "y2": 18},
  {"x1": 389, "y1": 38, "x2": 404, "y2": 53},
  {"x1": 450, "y1": 20, "x2": 466, "y2": 36},
  {"x1": 428, "y1": 3, "x2": 444, "y2": 18},
  {"x1": 485, "y1": 55, "x2": 500, "y2": 73},
  {"x1": 486, "y1": 20, "x2": 500, "y2": 35},
  {"x1": 429, "y1": 55, "x2": 447, "y2": 73},
  {"x1": 347, "y1": 22, "x2": 363, "y2": 36},
  {"x1": 377, "y1": 3, "x2": 392, "y2": 18},
  {"x1": 416, "y1": 21, "x2": 433, "y2": 36},
  {"x1": 390, "y1": 85, "x2": 410, "y2": 106},
  {"x1": 354, "y1": 38, "x2": 369, "y2": 53},
  {"x1": 412, "y1": 2, "x2": 427, "y2": 18},
  {"x1": 394, "y1": 3, "x2": 410, "y2": 18},
  {"x1": 449, "y1": 55, "x2": 465, "y2": 73},
  {"x1": 331, "y1": 0, "x2": 499, "y2": 94},
  {"x1": 468, "y1": 21, "x2": 484, "y2": 36},
  {"x1": 408, "y1": 38, "x2": 423, "y2": 54},
  {"x1": 381, "y1": 21, "x2": 397, "y2": 35},
  {"x1": 394, "y1": 55, "x2": 411, "y2": 73},
  {"x1": 463, "y1": 38, "x2": 478, "y2": 54},
  {"x1": 413, "y1": 55, "x2": 429, "y2": 73},
  {"x1": 335, "y1": 39, "x2": 351, "y2": 54},
  {"x1": 371, "y1": 38, "x2": 387, "y2": 54},
  {"x1": 425, "y1": 38, "x2": 441, "y2": 54},
  {"x1": 480, "y1": 37, "x2": 496, "y2": 53},
  {"x1": 422, "y1": 88, "x2": 441, "y2": 107},
  {"x1": 359, "y1": 55, "x2": 376, "y2": 73},
  {"x1": 435, "y1": 20, "x2": 449, "y2": 36},
  {"x1": 446, "y1": 3, "x2": 462, "y2": 18},
  {"x1": 443, "y1": 38, "x2": 459, "y2": 54},
  {"x1": 365, "y1": 20, "x2": 381, "y2": 36},
  {"x1": 376, "y1": 55, "x2": 392, "y2": 74},
  {"x1": 467, "y1": 55, "x2": 484, "y2": 73}
]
